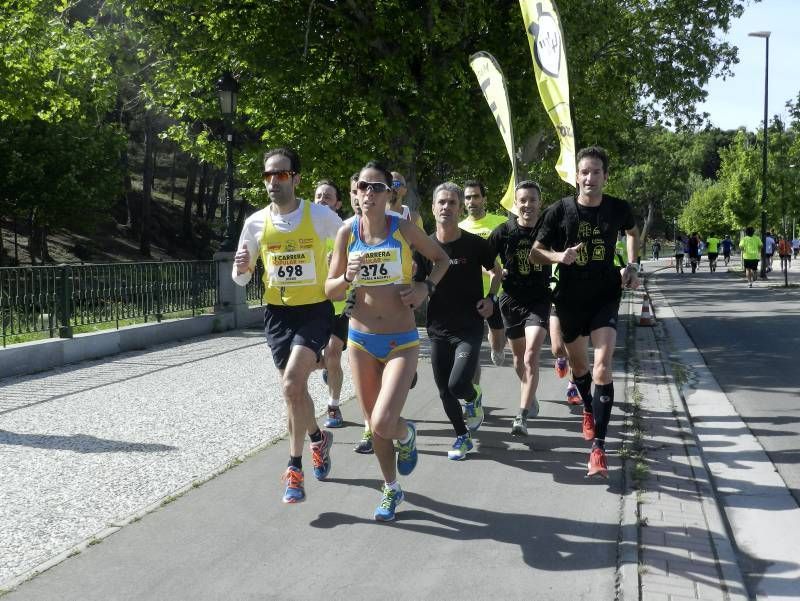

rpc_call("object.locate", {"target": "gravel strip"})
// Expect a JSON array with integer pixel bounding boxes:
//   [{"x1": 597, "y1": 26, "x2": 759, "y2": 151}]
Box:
[{"x1": 0, "y1": 329, "x2": 353, "y2": 586}]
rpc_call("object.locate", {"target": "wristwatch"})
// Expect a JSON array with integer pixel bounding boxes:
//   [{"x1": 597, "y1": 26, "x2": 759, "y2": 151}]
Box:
[
  {"x1": 486, "y1": 293, "x2": 497, "y2": 303},
  {"x1": 423, "y1": 278, "x2": 437, "y2": 296},
  {"x1": 625, "y1": 263, "x2": 638, "y2": 272}
]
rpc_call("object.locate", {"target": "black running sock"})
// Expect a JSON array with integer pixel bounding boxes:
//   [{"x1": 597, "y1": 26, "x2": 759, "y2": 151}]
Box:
[
  {"x1": 521, "y1": 408, "x2": 529, "y2": 420},
  {"x1": 592, "y1": 439, "x2": 605, "y2": 450},
  {"x1": 289, "y1": 456, "x2": 302, "y2": 470},
  {"x1": 309, "y1": 429, "x2": 323, "y2": 443},
  {"x1": 592, "y1": 382, "x2": 615, "y2": 441},
  {"x1": 574, "y1": 372, "x2": 593, "y2": 413}
]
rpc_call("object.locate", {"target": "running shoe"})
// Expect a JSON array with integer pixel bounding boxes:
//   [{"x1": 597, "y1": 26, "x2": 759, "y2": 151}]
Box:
[
  {"x1": 464, "y1": 401, "x2": 484, "y2": 432},
  {"x1": 490, "y1": 347, "x2": 506, "y2": 366},
  {"x1": 354, "y1": 429, "x2": 374, "y2": 454},
  {"x1": 324, "y1": 406, "x2": 343, "y2": 428},
  {"x1": 587, "y1": 447, "x2": 608, "y2": 478},
  {"x1": 528, "y1": 396, "x2": 540, "y2": 419},
  {"x1": 511, "y1": 414, "x2": 528, "y2": 437},
  {"x1": 374, "y1": 484, "x2": 404, "y2": 522},
  {"x1": 473, "y1": 383, "x2": 483, "y2": 408},
  {"x1": 554, "y1": 357, "x2": 569, "y2": 379},
  {"x1": 396, "y1": 421, "x2": 418, "y2": 476},
  {"x1": 566, "y1": 381, "x2": 581, "y2": 405},
  {"x1": 281, "y1": 467, "x2": 305, "y2": 503},
  {"x1": 447, "y1": 433, "x2": 474, "y2": 460},
  {"x1": 310, "y1": 430, "x2": 333, "y2": 480},
  {"x1": 582, "y1": 411, "x2": 596, "y2": 441}
]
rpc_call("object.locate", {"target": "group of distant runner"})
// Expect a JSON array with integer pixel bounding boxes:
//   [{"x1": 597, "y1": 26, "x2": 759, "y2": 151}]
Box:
[
  {"x1": 669, "y1": 228, "x2": 797, "y2": 287},
  {"x1": 232, "y1": 145, "x2": 640, "y2": 521}
]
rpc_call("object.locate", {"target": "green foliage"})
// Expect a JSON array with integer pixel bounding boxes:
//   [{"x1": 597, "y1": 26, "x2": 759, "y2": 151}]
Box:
[
  {"x1": 679, "y1": 180, "x2": 733, "y2": 236},
  {"x1": 0, "y1": 118, "x2": 125, "y2": 230}
]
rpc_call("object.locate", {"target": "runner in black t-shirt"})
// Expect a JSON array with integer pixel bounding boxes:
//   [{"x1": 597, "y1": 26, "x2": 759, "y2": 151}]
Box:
[
  {"x1": 531, "y1": 146, "x2": 639, "y2": 478},
  {"x1": 414, "y1": 182, "x2": 501, "y2": 460},
  {"x1": 488, "y1": 181, "x2": 552, "y2": 437}
]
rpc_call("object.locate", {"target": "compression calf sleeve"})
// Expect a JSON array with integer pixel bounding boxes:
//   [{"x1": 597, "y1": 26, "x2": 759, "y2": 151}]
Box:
[
  {"x1": 574, "y1": 372, "x2": 593, "y2": 413},
  {"x1": 592, "y1": 382, "x2": 615, "y2": 441}
]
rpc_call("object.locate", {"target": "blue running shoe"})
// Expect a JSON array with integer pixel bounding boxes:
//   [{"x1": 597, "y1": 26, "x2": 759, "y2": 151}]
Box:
[
  {"x1": 396, "y1": 421, "x2": 418, "y2": 476},
  {"x1": 354, "y1": 429, "x2": 374, "y2": 454},
  {"x1": 281, "y1": 467, "x2": 305, "y2": 503},
  {"x1": 324, "y1": 406, "x2": 343, "y2": 428},
  {"x1": 447, "y1": 433, "x2": 473, "y2": 460},
  {"x1": 374, "y1": 485, "x2": 404, "y2": 521},
  {"x1": 310, "y1": 430, "x2": 333, "y2": 480}
]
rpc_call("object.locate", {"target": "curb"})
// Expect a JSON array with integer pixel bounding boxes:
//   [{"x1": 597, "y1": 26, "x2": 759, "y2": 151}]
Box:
[{"x1": 644, "y1": 283, "x2": 751, "y2": 601}]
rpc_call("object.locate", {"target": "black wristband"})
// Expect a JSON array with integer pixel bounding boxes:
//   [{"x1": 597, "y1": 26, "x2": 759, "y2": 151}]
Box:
[{"x1": 343, "y1": 272, "x2": 353, "y2": 283}]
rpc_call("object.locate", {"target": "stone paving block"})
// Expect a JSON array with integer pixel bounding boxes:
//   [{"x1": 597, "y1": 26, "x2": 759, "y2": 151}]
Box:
[
  {"x1": 641, "y1": 592, "x2": 669, "y2": 601},
  {"x1": 667, "y1": 558, "x2": 720, "y2": 579},
  {"x1": 693, "y1": 581, "x2": 726, "y2": 601},
  {"x1": 641, "y1": 574, "x2": 697, "y2": 596},
  {"x1": 641, "y1": 528, "x2": 666, "y2": 546},
  {"x1": 642, "y1": 545, "x2": 692, "y2": 561}
]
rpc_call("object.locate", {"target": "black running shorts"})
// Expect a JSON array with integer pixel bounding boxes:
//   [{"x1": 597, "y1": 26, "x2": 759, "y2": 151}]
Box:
[
  {"x1": 263, "y1": 301, "x2": 333, "y2": 370},
  {"x1": 556, "y1": 298, "x2": 621, "y2": 344},
  {"x1": 486, "y1": 297, "x2": 504, "y2": 330},
  {"x1": 331, "y1": 312, "x2": 349, "y2": 347},
  {"x1": 498, "y1": 293, "x2": 550, "y2": 340},
  {"x1": 743, "y1": 259, "x2": 759, "y2": 270}
]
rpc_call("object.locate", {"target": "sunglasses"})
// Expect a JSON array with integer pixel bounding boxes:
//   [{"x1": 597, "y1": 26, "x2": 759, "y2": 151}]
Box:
[
  {"x1": 391, "y1": 180, "x2": 405, "y2": 189},
  {"x1": 356, "y1": 180, "x2": 390, "y2": 193},
  {"x1": 262, "y1": 170, "x2": 295, "y2": 182}
]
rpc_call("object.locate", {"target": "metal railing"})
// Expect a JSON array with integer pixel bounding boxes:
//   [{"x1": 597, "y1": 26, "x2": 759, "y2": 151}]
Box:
[
  {"x1": 0, "y1": 261, "x2": 220, "y2": 347},
  {"x1": 245, "y1": 259, "x2": 265, "y2": 305}
]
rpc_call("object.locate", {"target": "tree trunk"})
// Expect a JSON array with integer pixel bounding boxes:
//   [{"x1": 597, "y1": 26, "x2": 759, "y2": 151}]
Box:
[
  {"x1": 182, "y1": 157, "x2": 198, "y2": 241},
  {"x1": 170, "y1": 150, "x2": 177, "y2": 201},
  {"x1": 140, "y1": 115, "x2": 155, "y2": 257},
  {"x1": 206, "y1": 169, "x2": 223, "y2": 221},
  {"x1": 119, "y1": 145, "x2": 138, "y2": 231},
  {"x1": 195, "y1": 162, "x2": 208, "y2": 218},
  {"x1": 639, "y1": 199, "x2": 656, "y2": 260},
  {"x1": 27, "y1": 209, "x2": 37, "y2": 265}
]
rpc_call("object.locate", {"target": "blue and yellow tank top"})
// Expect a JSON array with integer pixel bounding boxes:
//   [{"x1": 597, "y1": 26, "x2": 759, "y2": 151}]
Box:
[
  {"x1": 347, "y1": 215, "x2": 412, "y2": 286},
  {"x1": 259, "y1": 200, "x2": 328, "y2": 306}
]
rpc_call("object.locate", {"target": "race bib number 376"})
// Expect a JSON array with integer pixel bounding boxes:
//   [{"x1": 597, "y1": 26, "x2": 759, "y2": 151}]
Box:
[
  {"x1": 268, "y1": 250, "x2": 317, "y2": 286},
  {"x1": 351, "y1": 249, "x2": 403, "y2": 285}
]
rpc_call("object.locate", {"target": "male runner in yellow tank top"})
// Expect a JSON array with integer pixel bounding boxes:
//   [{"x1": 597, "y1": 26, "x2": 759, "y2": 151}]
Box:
[{"x1": 233, "y1": 147, "x2": 343, "y2": 504}]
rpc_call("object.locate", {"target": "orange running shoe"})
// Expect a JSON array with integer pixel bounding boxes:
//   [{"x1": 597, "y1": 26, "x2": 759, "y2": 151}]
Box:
[
  {"x1": 281, "y1": 466, "x2": 305, "y2": 503},
  {"x1": 554, "y1": 357, "x2": 569, "y2": 379},
  {"x1": 587, "y1": 447, "x2": 608, "y2": 478},
  {"x1": 582, "y1": 411, "x2": 595, "y2": 441},
  {"x1": 566, "y1": 381, "x2": 581, "y2": 405}
]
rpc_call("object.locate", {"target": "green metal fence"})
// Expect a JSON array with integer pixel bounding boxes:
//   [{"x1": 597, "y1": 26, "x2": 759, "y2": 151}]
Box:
[{"x1": 0, "y1": 261, "x2": 220, "y2": 347}]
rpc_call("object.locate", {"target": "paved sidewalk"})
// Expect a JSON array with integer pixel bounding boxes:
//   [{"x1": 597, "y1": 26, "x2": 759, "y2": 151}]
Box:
[
  {"x1": 0, "y1": 286, "x2": 772, "y2": 600},
  {"x1": 626, "y1": 289, "x2": 748, "y2": 601}
]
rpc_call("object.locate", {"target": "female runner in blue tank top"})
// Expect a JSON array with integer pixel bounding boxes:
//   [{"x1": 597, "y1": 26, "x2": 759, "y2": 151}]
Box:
[{"x1": 326, "y1": 160, "x2": 448, "y2": 521}]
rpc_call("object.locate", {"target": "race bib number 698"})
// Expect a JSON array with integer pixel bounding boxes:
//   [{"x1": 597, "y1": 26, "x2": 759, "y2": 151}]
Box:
[{"x1": 268, "y1": 250, "x2": 317, "y2": 286}]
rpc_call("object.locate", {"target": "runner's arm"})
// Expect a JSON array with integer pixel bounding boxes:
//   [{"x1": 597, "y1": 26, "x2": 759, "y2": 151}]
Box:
[
  {"x1": 398, "y1": 219, "x2": 449, "y2": 307},
  {"x1": 231, "y1": 217, "x2": 261, "y2": 286},
  {"x1": 325, "y1": 225, "x2": 360, "y2": 301}
]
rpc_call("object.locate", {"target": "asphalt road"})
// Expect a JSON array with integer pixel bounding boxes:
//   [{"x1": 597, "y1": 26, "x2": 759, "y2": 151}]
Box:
[{"x1": 651, "y1": 260, "x2": 800, "y2": 506}]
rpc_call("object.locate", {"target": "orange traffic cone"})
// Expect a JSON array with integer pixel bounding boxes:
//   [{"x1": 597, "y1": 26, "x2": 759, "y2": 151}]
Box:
[{"x1": 638, "y1": 294, "x2": 655, "y2": 327}]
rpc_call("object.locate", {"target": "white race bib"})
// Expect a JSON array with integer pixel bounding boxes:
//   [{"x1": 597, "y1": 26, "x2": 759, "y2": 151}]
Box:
[
  {"x1": 351, "y1": 249, "x2": 403, "y2": 286},
  {"x1": 268, "y1": 250, "x2": 317, "y2": 286}
]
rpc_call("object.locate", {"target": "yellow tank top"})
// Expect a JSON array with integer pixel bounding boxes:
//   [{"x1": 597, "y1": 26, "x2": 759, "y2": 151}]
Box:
[{"x1": 260, "y1": 201, "x2": 328, "y2": 306}]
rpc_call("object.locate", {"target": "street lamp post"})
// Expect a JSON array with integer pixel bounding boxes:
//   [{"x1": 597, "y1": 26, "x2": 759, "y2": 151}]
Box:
[
  {"x1": 749, "y1": 31, "x2": 770, "y2": 280},
  {"x1": 216, "y1": 71, "x2": 239, "y2": 252}
]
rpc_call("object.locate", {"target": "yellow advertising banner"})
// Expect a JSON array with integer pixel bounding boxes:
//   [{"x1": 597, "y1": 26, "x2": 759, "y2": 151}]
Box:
[
  {"x1": 469, "y1": 51, "x2": 518, "y2": 214},
  {"x1": 519, "y1": 0, "x2": 576, "y2": 187}
]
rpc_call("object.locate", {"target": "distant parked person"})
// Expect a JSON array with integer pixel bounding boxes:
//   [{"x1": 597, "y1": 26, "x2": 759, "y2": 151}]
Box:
[
  {"x1": 791, "y1": 235, "x2": 800, "y2": 259},
  {"x1": 688, "y1": 232, "x2": 701, "y2": 273}
]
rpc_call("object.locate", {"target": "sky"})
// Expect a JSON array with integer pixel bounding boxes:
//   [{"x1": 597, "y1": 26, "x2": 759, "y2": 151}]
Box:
[{"x1": 696, "y1": 0, "x2": 800, "y2": 131}]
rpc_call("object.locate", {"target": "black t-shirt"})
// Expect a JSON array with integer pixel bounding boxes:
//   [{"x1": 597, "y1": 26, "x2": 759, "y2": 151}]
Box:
[
  {"x1": 536, "y1": 194, "x2": 634, "y2": 275},
  {"x1": 487, "y1": 220, "x2": 551, "y2": 302},
  {"x1": 414, "y1": 230, "x2": 495, "y2": 337}
]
